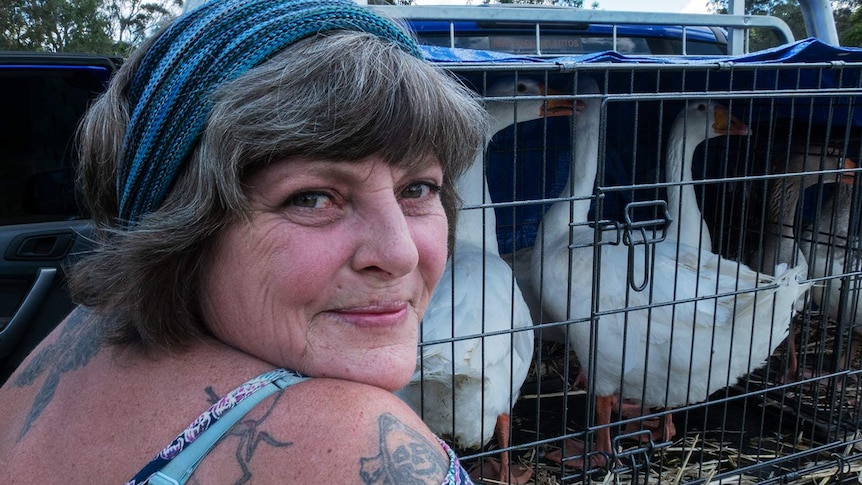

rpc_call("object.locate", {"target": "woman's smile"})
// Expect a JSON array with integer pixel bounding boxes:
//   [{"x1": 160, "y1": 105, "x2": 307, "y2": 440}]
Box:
[{"x1": 326, "y1": 301, "x2": 411, "y2": 328}]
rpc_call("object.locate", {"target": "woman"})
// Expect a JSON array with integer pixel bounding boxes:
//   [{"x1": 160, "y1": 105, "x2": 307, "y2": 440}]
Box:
[{"x1": 0, "y1": 0, "x2": 488, "y2": 483}]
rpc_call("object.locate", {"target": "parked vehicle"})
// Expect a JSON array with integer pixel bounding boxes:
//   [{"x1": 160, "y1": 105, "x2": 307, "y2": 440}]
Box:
[
  {"x1": 373, "y1": 4, "x2": 796, "y2": 56},
  {"x1": 0, "y1": 52, "x2": 118, "y2": 383},
  {"x1": 406, "y1": 15, "x2": 731, "y2": 56}
]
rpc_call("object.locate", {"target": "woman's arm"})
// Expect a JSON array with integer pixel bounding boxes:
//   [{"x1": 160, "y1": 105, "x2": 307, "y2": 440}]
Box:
[{"x1": 189, "y1": 376, "x2": 463, "y2": 485}]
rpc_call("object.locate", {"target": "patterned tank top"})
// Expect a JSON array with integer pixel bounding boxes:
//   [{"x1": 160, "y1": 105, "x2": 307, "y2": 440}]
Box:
[{"x1": 126, "y1": 368, "x2": 474, "y2": 485}]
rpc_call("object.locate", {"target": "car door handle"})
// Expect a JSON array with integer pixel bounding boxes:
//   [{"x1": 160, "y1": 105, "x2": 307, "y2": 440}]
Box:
[
  {"x1": 0, "y1": 267, "x2": 57, "y2": 359},
  {"x1": 5, "y1": 231, "x2": 75, "y2": 261}
]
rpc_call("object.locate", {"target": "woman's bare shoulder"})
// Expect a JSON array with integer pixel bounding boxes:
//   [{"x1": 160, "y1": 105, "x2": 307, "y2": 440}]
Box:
[{"x1": 192, "y1": 376, "x2": 454, "y2": 484}]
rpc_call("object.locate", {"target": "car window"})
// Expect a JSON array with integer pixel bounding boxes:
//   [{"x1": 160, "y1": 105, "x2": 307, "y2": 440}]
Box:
[
  {"x1": 0, "y1": 64, "x2": 112, "y2": 226},
  {"x1": 417, "y1": 32, "x2": 656, "y2": 55},
  {"x1": 404, "y1": 15, "x2": 730, "y2": 57}
]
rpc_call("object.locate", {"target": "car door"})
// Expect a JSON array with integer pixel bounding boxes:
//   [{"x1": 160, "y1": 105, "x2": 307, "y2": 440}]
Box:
[{"x1": 0, "y1": 53, "x2": 117, "y2": 385}]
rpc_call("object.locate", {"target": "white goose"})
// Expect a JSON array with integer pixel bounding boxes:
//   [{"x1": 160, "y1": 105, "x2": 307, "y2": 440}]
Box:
[
  {"x1": 747, "y1": 145, "x2": 853, "y2": 382},
  {"x1": 397, "y1": 77, "x2": 572, "y2": 484},
  {"x1": 532, "y1": 96, "x2": 810, "y2": 468}
]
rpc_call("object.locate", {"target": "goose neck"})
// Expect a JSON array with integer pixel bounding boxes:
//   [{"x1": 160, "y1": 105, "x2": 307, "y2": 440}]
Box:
[
  {"x1": 665, "y1": 128, "x2": 712, "y2": 251},
  {"x1": 544, "y1": 120, "x2": 599, "y2": 227}
]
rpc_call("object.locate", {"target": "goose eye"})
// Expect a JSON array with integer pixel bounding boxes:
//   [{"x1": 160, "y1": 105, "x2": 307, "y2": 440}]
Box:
[
  {"x1": 516, "y1": 82, "x2": 529, "y2": 94},
  {"x1": 697, "y1": 103, "x2": 709, "y2": 111}
]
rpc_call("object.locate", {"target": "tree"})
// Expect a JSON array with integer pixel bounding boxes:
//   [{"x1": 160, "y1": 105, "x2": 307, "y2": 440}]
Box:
[
  {"x1": 832, "y1": 0, "x2": 861, "y2": 45},
  {"x1": 0, "y1": 0, "x2": 114, "y2": 53},
  {"x1": 843, "y1": 6, "x2": 862, "y2": 45},
  {"x1": 706, "y1": 0, "x2": 862, "y2": 48},
  {"x1": 104, "y1": 0, "x2": 181, "y2": 53},
  {"x1": 0, "y1": 1, "x2": 31, "y2": 50},
  {"x1": 0, "y1": 0, "x2": 180, "y2": 54}
]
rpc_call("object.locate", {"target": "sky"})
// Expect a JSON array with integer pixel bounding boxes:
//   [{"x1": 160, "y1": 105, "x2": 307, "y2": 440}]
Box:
[{"x1": 413, "y1": 0, "x2": 711, "y2": 14}]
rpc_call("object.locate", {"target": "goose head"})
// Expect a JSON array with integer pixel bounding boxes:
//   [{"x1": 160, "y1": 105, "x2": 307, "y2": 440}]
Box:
[
  {"x1": 482, "y1": 78, "x2": 574, "y2": 137},
  {"x1": 670, "y1": 100, "x2": 751, "y2": 145},
  {"x1": 767, "y1": 146, "x2": 856, "y2": 221},
  {"x1": 780, "y1": 144, "x2": 856, "y2": 187},
  {"x1": 666, "y1": 100, "x2": 751, "y2": 184}
]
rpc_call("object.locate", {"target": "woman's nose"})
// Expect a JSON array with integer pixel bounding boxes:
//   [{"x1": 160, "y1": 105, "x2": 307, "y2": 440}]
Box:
[{"x1": 351, "y1": 195, "x2": 420, "y2": 278}]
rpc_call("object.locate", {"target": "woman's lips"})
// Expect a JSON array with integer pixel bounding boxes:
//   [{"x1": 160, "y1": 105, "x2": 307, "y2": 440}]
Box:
[{"x1": 327, "y1": 302, "x2": 410, "y2": 328}]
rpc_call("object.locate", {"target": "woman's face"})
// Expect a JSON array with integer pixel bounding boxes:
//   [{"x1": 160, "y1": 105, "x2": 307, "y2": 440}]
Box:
[{"x1": 201, "y1": 155, "x2": 448, "y2": 391}]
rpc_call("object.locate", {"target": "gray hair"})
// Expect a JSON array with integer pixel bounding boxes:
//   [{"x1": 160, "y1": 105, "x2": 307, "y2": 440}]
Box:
[{"x1": 71, "y1": 30, "x2": 487, "y2": 354}]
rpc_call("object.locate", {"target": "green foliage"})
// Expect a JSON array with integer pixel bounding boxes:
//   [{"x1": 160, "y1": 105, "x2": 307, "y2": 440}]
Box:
[
  {"x1": 706, "y1": 0, "x2": 862, "y2": 48},
  {"x1": 834, "y1": 2, "x2": 862, "y2": 45},
  {"x1": 1, "y1": 0, "x2": 113, "y2": 52},
  {"x1": 0, "y1": 0, "x2": 180, "y2": 54},
  {"x1": 842, "y1": 6, "x2": 862, "y2": 45}
]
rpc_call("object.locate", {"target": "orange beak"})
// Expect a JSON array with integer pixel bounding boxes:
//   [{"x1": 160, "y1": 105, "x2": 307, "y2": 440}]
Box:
[
  {"x1": 713, "y1": 105, "x2": 751, "y2": 136},
  {"x1": 540, "y1": 86, "x2": 575, "y2": 118}
]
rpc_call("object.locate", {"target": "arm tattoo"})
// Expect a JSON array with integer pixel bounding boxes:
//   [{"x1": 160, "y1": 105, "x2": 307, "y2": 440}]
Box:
[
  {"x1": 359, "y1": 413, "x2": 449, "y2": 485},
  {"x1": 204, "y1": 386, "x2": 294, "y2": 485},
  {"x1": 14, "y1": 307, "x2": 101, "y2": 441}
]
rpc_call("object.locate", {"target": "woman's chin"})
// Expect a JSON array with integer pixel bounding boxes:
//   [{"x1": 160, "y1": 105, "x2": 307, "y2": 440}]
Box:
[
  {"x1": 379, "y1": 371, "x2": 415, "y2": 392},
  {"x1": 365, "y1": 353, "x2": 419, "y2": 392}
]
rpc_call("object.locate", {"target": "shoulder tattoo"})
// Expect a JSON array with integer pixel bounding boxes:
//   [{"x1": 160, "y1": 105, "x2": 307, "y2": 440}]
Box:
[
  {"x1": 204, "y1": 386, "x2": 294, "y2": 485},
  {"x1": 14, "y1": 307, "x2": 101, "y2": 441},
  {"x1": 359, "y1": 413, "x2": 449, "y2": 485}
]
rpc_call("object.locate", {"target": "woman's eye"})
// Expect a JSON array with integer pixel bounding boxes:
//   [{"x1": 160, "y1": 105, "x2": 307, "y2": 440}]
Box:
[
  {"x1": 401, "y1": 182, "x2": 441, "y2": 200},
  {"x1": 288, "y1": 192, "x2": 332, "y2": 208}
]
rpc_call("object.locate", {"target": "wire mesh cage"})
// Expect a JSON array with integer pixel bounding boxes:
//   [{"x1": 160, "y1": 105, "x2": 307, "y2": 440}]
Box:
[{"x1": 398, "y1": 54, "x2": 862, "y2": 485}]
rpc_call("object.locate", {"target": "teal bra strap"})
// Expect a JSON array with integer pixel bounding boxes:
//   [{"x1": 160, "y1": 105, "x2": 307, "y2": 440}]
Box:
[{"x1": 148, "y1": 372, "x2": 308, "y2": 485}]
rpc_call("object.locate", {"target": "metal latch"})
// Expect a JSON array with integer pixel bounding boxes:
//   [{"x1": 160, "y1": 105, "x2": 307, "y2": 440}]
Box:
[{"x1": 623, "y1": 200, "x2": 672, "y2": 292}]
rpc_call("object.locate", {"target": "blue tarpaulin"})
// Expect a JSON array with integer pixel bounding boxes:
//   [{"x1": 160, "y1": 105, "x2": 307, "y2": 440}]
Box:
[{"x1": 423, "y1": 37, "x2": 862, "y2": 66}]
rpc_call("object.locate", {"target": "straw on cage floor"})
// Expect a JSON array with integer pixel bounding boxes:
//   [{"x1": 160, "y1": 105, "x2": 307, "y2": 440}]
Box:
[{"x1": 457, "y1": 311, "x2": 862, "y2": 485}]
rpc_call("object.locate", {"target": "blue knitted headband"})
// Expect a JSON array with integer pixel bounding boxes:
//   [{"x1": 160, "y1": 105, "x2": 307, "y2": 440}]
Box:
[{"x1": 116, "y1": 0, "x2": 422, "y2": 228}]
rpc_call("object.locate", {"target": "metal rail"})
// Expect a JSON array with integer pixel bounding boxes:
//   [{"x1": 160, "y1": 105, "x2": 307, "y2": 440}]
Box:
[{"x1": 369, "y1": 4, "x2": 796, "y2": 56}]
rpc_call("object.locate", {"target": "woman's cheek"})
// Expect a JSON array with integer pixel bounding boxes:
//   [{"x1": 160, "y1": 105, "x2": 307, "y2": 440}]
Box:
[{"x1": 416, "y1": 213, "x2": 450, "y2": 285}]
